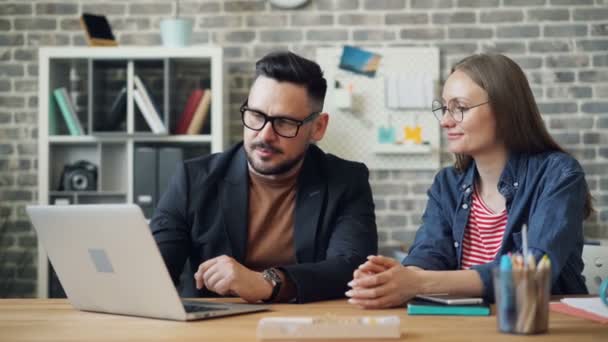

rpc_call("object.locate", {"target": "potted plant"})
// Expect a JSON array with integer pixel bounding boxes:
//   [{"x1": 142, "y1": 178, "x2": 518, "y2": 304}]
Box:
[{"x1": 160, "y1": 0, "x2": 193, "y2": 47}]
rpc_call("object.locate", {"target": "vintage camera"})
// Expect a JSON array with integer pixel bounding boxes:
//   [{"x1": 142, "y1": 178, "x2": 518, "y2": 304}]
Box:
[{"x1": 58, "y1": 160, "x2": 98, "y2": 191}]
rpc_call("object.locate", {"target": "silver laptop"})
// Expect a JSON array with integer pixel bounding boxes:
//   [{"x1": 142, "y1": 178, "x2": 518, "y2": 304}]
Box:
[{"x1": 26, "y1": 204, "x2": 269, "y2": 321}]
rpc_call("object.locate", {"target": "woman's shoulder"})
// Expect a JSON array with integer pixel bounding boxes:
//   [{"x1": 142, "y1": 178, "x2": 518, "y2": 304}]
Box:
[{"x1": 523, "y1": 150, "x2": 584, "y2": 175}]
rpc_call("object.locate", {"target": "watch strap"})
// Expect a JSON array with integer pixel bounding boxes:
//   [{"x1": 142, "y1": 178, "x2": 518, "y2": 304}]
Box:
[{"x1": 262, "y1": 268, "x2": 282, "y2": 303}]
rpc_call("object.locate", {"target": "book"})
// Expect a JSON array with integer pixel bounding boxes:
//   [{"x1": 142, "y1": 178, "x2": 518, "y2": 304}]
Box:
[
  {"x1": 175, "y1": 89, "x2": 204, "y2": 134},
  {"x1": 407, "y1": 299, "x2": 490, "y2": 316},
  {"x1": 49, "y1": 94, "x2": 58, "y2": 135},
  {"x1": 186, "y1": 88, "x2": 211, "y2": 134},
  {"x1": 133, "y1": 89, "x2": 164, "y2": 134},
  {"x1": 133, "y1": 75, "x2": 167, "y2": 134},
  {"x1": 95, "y1": 85, "x2": 127, "y2": 131},
  {"x1": 53, "y1": 87, "x2": 84, "y2": 136}
]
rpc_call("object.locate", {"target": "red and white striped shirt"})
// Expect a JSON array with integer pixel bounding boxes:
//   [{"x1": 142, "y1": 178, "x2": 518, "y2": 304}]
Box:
[{"x1": 461, "y1": 189, "x2": 507, "y2": 269}]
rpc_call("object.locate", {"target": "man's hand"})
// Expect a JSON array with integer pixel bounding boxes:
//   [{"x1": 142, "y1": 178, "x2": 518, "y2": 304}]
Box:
[
  {"x1": 194, "y1": 255, "x2": 272, "y2": 303},
  {"x1": 346, "y1": 255, "x2": 422, "y2": 309}
]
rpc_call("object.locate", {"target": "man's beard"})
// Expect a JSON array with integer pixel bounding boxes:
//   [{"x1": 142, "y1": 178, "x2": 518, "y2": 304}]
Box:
[{"x1": 245, "y1": 141, "x2": 308, "y2": 176}]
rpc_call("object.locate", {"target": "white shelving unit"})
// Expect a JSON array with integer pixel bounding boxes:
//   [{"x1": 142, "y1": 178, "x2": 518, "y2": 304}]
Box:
[{"x1": 36, "y1": 47, "x2": 227, "y2": 298}]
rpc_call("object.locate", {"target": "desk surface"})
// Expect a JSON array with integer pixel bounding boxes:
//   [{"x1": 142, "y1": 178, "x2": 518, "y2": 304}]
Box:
[{"x1": 0, "y1": 298, "x2": 606, "y2": 341}]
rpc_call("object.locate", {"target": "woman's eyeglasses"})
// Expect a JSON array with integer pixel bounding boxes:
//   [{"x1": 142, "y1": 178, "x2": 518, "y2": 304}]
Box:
[{"x1": 431, "y1": 99, "x2": 489, "y2": 122}]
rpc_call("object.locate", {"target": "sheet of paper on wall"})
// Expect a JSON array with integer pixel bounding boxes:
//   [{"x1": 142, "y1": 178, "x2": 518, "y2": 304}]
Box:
[
  {"x1": 385, "y1": 73, "x2": 434, "y2": 109},
  {"x1": 385, "y1": 74, "x2": 400, "y2": 109},
  {"x1": 338, "y1": 45, "x2": 382, "y2": 77}
]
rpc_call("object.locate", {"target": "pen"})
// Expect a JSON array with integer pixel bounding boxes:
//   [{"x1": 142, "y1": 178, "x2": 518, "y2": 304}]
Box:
[
  {"x1": 534, "y1": 255, "x2": 551, "y2": 333},
  {"x1": 498, "y1": 254, "x2": 515, "y2": 332},
  {"x1": 522, "y1": 224, "x2": 528, "y2": 267}
]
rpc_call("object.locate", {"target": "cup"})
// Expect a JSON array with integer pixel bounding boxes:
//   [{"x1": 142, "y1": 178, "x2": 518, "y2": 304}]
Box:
[
  {"x1": 377, "y1": 126, "x2": 396, "y2": 144},
  {"x1": 160, "y1": 18, "x2": 193, "y2": 47},
  {"x1": 493, "y1": 267, "x2": 550, "y2": 334}
]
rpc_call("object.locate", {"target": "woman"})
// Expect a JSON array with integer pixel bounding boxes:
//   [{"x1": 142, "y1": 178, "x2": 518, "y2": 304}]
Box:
[{"x1": 346, "y1": 54, "x2": 592, "y2": 309}]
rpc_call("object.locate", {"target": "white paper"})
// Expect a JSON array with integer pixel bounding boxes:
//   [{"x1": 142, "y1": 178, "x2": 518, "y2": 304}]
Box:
[{"x1": 561, "y1": 297, "x2": 608, "y2": 318}]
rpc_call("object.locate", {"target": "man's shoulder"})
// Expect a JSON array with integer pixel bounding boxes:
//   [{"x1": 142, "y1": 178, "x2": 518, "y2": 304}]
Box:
[
  {"x1": 182, "y1": 143, "x2": 243, "y2": 178},
  {"x1": 311, "y1": 145, "x2": 369, "y2": 176}
]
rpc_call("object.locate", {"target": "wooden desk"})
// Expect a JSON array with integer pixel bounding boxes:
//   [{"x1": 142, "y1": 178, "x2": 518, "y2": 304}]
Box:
[{"x1": 0, "y1": 299, "x2": 605, "y2": 341}]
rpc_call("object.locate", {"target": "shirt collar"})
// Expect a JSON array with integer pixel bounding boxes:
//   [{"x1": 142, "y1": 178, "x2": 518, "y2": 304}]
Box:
[{"x1": 457, "y1": 153, "x2": 522, "y2": 199}]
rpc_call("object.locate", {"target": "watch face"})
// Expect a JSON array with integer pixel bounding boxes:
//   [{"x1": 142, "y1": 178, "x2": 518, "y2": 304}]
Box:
[
  {"x1": 269, "y1": 0, "x2": 309, "y2": 9},
  {"x1": 264, "y1": 268, "x2": 281, "y2": 285}
]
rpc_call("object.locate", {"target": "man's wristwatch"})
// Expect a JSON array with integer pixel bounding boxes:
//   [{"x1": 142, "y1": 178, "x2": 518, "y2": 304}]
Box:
[{"x1": 261, "y1": 268, "x2": 282, "y2": 303}]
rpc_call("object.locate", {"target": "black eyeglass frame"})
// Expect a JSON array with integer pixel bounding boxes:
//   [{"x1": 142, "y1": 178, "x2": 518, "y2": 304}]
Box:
[
  {"x1": 431, "y1": 99, "x2": 490, "y2": 122},
  {"x1": 239, "y1": 100, "x2": 321, "y2": 138}
]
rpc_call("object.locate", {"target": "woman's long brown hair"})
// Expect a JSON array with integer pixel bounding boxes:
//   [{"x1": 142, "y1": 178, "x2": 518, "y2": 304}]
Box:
[{"x1": 450, "y1": 54, "x2": 593, "y2": 219}]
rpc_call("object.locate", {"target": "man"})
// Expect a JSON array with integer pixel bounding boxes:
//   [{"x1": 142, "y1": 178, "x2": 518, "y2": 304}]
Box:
[{"x1": 150, "y1": 51, "x2": 377, "y2": 303}]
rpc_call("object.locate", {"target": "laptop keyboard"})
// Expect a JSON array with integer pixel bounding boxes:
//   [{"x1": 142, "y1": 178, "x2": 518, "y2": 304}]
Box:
[{"x1": 182, "y1": 302, "x2": 229, "y2": 313}]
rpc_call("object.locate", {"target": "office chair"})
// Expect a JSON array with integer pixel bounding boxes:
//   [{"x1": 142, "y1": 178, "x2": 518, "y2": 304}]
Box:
[{"x1": 582, "y1": 244, "x2": 608, "y2": 295}]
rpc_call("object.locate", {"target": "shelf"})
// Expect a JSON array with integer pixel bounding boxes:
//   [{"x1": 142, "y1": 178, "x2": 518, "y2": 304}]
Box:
[
  {"x1": 49, "y1": 190, "x2": 126, "y2": 196},
  {"x1": 38, "y1": 46, "x2": 226, "y2": 299},
  {"x1": 40, "y1": 46, "x2": 223, "y2": 60},
  {"x1": 49, "y1": 134, "x2": 213, "y2": 144},
  {"x1": 373, "y1": 144, "x2": 433, "y2": 155}
]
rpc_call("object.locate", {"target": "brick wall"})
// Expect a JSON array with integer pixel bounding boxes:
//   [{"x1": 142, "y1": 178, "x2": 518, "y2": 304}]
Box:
[{"x1": 0, "y1": 0, "x2": 606, "y2": 297}]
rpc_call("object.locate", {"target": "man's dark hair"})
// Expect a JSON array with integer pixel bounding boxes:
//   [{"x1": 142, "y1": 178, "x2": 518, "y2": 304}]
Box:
[{"x1": 255, "y1": 51, "x2": 327, "y2": 112}]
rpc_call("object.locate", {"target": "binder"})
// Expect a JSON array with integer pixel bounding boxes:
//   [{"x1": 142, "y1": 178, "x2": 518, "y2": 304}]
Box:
[
  {"x1": 134, "y1": 147, "x2": 157, "y2": 218},
  {"x1": 157, "y1": 147, "x2": 183, "y2": 202}
]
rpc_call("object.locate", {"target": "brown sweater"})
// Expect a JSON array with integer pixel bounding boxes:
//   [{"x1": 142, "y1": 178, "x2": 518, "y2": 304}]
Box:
[{"x1": 245, "y1": 169, "x2": 298, "y2": 301}]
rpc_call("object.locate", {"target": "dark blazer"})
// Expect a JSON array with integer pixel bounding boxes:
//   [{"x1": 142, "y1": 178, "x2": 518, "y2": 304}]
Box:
[{"x1": 150, "y1": 142, "x2": 377, "y2": 303}]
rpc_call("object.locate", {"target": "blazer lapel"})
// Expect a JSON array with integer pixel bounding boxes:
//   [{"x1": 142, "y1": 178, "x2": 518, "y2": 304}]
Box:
[
  {"x1": 220, "y1": 146, "x2": 249, "y2": 262},
  {"x1": 294, "y1": 146, "x2": 326, "y2": 263}
]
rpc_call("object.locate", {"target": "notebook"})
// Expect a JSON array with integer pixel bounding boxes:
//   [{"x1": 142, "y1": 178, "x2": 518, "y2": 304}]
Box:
[
  {"x1": 407, "y1": 299, "x2": 490, "y2": 316},
  {"x1": 549, "y1": 297, "x2": 608, "y2": 324}
]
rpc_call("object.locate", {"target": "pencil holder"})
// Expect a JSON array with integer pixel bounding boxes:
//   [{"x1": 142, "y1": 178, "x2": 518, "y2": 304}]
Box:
[
  {"x1": 160, "y1": 18, "x2": 193, "y2": 47},
  {"x1": 493, "y1": 267, "x2": 551, "y2": 334}
]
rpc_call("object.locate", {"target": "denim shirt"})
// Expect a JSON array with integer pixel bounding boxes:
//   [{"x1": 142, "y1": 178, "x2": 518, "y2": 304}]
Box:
[{"x1": 403, "y1": 151, "x2": 589, "y2": 301}]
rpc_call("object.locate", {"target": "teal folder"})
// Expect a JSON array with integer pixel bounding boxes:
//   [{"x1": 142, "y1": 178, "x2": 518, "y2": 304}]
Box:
[{"x1": 407, "y1": 300, "x2": 490, "y2": 316}]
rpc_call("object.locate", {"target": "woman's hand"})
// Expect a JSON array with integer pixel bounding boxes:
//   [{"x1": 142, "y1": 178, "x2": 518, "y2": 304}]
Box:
[
  {"x1": 347, "y1": 255, "x2": 423, "y2": 309},
  {"x1": 353, "y1": 255, "x2": 400, "y2": 280}
]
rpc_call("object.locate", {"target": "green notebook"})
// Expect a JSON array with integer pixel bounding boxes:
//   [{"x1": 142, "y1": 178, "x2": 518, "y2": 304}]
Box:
[{"x1": 407, "y1": 299, "x2": 490, "y2": 316}]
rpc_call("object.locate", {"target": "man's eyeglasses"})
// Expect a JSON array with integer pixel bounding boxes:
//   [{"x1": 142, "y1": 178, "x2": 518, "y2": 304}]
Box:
[
  {"x1": 240, "y1": 101, "x2": 320, "y2": 138},
  {"x1": 431, "y1": 99, "x2": 489, "y2": 122}
]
